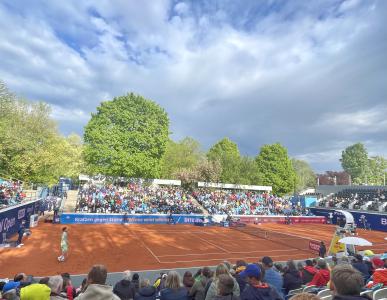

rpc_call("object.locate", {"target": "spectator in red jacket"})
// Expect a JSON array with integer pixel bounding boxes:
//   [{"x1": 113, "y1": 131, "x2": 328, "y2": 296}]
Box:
[
  {"x1": 307, "y1": 259, "x2": 330, "y2": 287},
  {"x1": 302, "y1": 260, "x2": 318, "y2": 284}
]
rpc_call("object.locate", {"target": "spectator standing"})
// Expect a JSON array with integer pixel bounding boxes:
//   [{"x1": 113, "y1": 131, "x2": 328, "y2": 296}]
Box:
[
  {"x1": 240, "y1": 264, "x2": 283, "y2": 300},
  {"x1": 75, "y1": 265, "x2": 120, "y2": 299},
  {"x1": 114, "y1": 270, "x2": 137, "y2": 300},
  {"x1": 301, "y1": 260, "x2": 317, "y2": 284},
  {"x1": 160, "y1": 271, "x2": 188, "y2": 300},
  {"x1": 307, "y1": 259, "x2": 330, "y2": 287},
  {"x1": 189, "y1": 267, "x2": 212, "y2": 300},
  {"x1": 135, "y1": 279, "x2": 157, "y2": 300},
  {"x1": 319, "y1": 242, "x2": 326, "y2": 258},
  {"x1": 214, "y1": 274, "x2": 240, "y2": 300},
  {"x1": 132, "y1": 274, "x2": 140, "y2": 293},
  {"x1": 206, "y1": 264, "x2": 240, "y2": 300},
  {"x1": 261, "y1": 257, "x2": 283, "y2": 297},
  {"x1": 329, "y1": 265, "x2": 368, "y2": 300},
  {"x1": 283, "y1": 260, "x2": 302, "y2": 295}
]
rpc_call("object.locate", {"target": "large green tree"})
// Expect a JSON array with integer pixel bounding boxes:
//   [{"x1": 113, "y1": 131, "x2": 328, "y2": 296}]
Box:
[
  {"x1": 160, "y1": 137, "x2": 203, "y2": 179},
  {"x1": 207, "y1": 138, "x2": 241, "y2": 183},
  {"x1": 340, "y1": 143, "x2": 368, "y2": 184},
  {"x1": 291, "y1": 158, "x2": 316, "y2": 192},
  {"x1": 367, "y1": 156, "x2": 387, "y2": 185},
  {"x1": 84, "y1": 93, "x2": 169, "y2": 178},
  {"x1": 238, "y1": 156, "x2": 262, "y2": 185},
  {"x1": 255, "y1": 143, "x2": 296, "y2": 195},
  {"x1": 0, "y1": 80, "x2": 83, "y2": 184}
]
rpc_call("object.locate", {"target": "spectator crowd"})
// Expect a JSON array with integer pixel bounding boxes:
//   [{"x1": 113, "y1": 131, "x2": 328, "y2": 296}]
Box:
[
  {"x1": 1, "y1": 251, "x2": 387, "y2": 300},
  {"x1": 0, "y1": 179, "x2": 26, "y2": 210},
  {"x1": 75, "y1": 184, "x2": 307, "y2": 216},
  {"x1": 76, "y1": 184, "x2": 202, "y2": 214},
  {"x1": 193, "y1": 189, "x2": 305, "y2": 216}
]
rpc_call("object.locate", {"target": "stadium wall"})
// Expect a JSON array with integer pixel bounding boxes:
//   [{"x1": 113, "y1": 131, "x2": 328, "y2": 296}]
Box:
[
  {"x1": 0, "y1": 200, "x2": 42, "y2": 244},
  {"x1": 310, "y1": 207, "x2": 387, "y2": 232},
  {"x1": 60, "y1": 213, "x2": 326, "y2": 225}
]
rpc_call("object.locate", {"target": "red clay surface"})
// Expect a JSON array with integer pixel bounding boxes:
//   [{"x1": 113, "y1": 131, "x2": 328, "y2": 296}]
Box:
[{"x1": 0, "y1": 223, "x2": 386, "y2": 277}]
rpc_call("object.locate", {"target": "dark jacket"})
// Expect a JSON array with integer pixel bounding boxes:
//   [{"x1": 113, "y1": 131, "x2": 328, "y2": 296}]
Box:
[
  {"x1": 234, "y1": 274, "x2": 247, "y2": 294},
  {"x1": 302, "y1": 266, "x2": 317, "y2": 285},
  {"x1": 214, "y1": 294, "x2": 241, "y2": 300},
  {"x1": 319, "y1": 245, "x2": 327, "y2": 258},
  {"x1": 132, "y1": 280, "x2": 140, "y2": 293},
  {"x1": 190, "y1": 277, "x2": 210, "y2": 300},
  {"x1": 160, "y1": 287, "x2": 189, "y2": 300},
  {"x1": 283, "y1": 270, "x2": 302, "y2": 294},
  {"x1": 332, "y1": 295, "x2": 372, "y2": 300},
  {"x1": 135, "y1": 286, "x2": 157, "y2": 300},
  {"x1": 113, "y1": 279, "x2": 136, "y2": 300},
  {"x1": 352, "y1": 262, "x2": 370, "y2": 278},
  {"x1": 241, "y1": 283, "x2": 283, "y2": 300}
]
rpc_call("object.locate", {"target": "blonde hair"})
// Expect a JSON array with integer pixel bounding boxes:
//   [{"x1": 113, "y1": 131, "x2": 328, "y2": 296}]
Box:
[
  {"x1": 215, "y1": 263, "x2": 230, "y2": 279},
  {"x1": 140, "y1": 279, "x2": 150, "y2": 288},
  {"x1": 166, "y1": 271, "x2": 182, "y2": 289},
  {"x1": 290, "y1": 293, "x2": 320, "y2": 300}
]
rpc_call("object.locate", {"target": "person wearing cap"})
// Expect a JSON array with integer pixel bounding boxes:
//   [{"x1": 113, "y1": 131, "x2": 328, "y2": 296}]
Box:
[
  {"x1": 240, "y1": 264, "x2": 283, "y2": 300},
  {"x1": 351, "y1": 254, "x2": 370, "y2": 280},
  {"x1": 307, "y1": 259, "x2": 330, "y2": 287},
  {"x1": 2, "y1": 281, "x2": 20, "y2": 299},
  {"x1": 365, "y1": 257, "x2": 387, "y2": 288},
  {"x1": 261, "y1": 257, "x2": 283, "y2": 297}
]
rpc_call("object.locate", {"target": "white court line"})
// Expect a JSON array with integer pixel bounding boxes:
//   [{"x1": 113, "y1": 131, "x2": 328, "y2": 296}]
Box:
[
  {"x1": 158, "y1": 253, "x2": 310, "y2": 264},
  {"x1": 193, "y1": 234, "x2": 229, "y2": 253},
  {"x1": 157, "y1": 248, "x2": 300, "y2": 258},
  {"x1": 129, "y1": 229, "x2": 161, "y2": 263}
]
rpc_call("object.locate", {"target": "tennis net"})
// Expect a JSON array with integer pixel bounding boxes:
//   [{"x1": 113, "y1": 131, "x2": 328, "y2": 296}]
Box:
[{"x1": 231, "y1": 225, "x2": 320, "y2": 253}]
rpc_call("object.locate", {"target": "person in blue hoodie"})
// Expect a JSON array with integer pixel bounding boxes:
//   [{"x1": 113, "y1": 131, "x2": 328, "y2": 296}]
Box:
[
  {"x1": 261, "y1": 257, "x2": 283, "y2": 297},
  {"x1": 240, "y1": 264, "x2": 283, "y2": 300}
]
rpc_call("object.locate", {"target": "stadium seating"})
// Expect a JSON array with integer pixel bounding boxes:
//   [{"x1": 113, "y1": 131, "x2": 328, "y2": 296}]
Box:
[
  {"x1": 318, "y1": 188, "x2": 387, "y2": 212},
  {"x1": 0, "y1": 179, "x2": 26, "y2": 210}
]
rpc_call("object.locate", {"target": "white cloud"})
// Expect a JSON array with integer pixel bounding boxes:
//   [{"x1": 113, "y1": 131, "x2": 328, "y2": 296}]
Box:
[{"x1": 0, "y1": 0, "x2": 386, "y2": 171}]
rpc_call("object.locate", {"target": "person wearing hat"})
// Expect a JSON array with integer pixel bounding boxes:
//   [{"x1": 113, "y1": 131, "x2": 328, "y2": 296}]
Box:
[
  {"x1": 239, "y1": 264, "x2": 282, "y2": 300},
  {"x1": 351, "y1": 254, "x2": 370, "y2": 280},
  {"x1": 260, "y1": 257, "x2": 283, "y2": 297},
  {"x1": 365, "y1": 257, "x2": 387, "y2": 288},
  {"x1": 2, "y1": 280, "x2": 20, "y2": 298}
]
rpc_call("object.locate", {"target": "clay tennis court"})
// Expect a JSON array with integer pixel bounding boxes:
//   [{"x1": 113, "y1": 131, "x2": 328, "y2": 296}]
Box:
[{"x1": 1, "y1": 223, "x2": 386, "y2": 277}]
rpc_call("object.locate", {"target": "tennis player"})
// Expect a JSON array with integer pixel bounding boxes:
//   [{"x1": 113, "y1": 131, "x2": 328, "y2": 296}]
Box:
[{"x1": 58, "y1": 227, "x2": 69, "y2": 262}]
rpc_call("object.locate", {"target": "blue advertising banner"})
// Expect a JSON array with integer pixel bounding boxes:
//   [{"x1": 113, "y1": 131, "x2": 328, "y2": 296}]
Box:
[
  {"x1": 0, "y1": 200, "x2": 41, "y2": 244},
  {"x1": 310, "y1": 207, "x2": 387, "y2": 232},
  {"x1": 60, "y1": 213, "x2": 206, "y2": 225}
]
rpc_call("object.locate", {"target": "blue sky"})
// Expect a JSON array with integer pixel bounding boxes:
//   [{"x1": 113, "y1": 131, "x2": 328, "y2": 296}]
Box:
[{"x1": 0, "y1": 0, "x2": 386, "y2": 172}]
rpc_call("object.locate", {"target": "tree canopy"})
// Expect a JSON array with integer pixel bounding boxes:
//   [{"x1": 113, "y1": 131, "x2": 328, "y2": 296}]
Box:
[
  {"x1": 341, "y1": 143, "x2": 369, "y2": 184},
  {"x1": 207, "y1": 138, "x2": 241, "y2": 183},
  {"x1": 160, "y1": 137, "x2": 203, "y2": 179},
  {"x1": 0, "y1": 81, "x2": 83, "y2": 184},
  {"x1": 292, "y1": 158, "x2": 316, "y2": 192},
  {"x1": 255, "y1": 143, "x2": 296, "y2": 195},
  {"x1": 83, "y1": 93, "x2": 169, "y2": 178}
]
